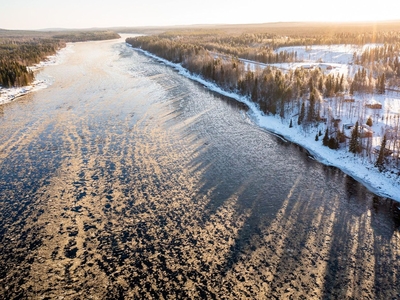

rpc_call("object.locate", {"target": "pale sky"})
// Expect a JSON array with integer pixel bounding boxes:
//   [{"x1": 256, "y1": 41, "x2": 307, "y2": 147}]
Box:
[{"x1": 1, "y1": 0, "x2": 400, "y2": 30}]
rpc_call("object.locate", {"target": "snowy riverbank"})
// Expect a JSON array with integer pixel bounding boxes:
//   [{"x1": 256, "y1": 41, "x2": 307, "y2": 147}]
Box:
[
  {"x1": 130, "y1": 45, "x2": 400, "y2": 202},
  {"x1": 0, "y1": 44, "x2": 74, "y2": 105}
]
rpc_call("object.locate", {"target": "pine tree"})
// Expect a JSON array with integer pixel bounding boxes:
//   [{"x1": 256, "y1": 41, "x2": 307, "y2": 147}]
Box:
[
  {"x1": 289, "y1": 119, "x2": 293, "y2": 128},
  {"x1": 315, "y1": 134, "x2": 319, "y2": 141},
  {"x1": 375, "y1": 135, "x2": 387, "y2": 171}
]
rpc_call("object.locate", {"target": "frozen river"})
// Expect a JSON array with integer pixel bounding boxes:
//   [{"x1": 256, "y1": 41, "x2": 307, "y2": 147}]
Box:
[{"x1": 0, "y1": 35, "x2": 399, "y2": 299}]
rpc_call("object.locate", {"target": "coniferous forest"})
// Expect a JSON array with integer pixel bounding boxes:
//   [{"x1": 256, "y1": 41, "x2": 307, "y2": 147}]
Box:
[{"x1": 0, "y1": 30, "x2": 120, "y2": 87}]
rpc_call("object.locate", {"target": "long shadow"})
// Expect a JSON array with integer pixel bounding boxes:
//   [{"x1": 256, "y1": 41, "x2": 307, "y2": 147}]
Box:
[
  {"x1": 175, "y1": 90, "x2": 400, "y2": 298},
  {"x1": 0, "y1": 113, "x2": 68, "y2": 297},
  {"x1": 319, "y1": 175, "x2": 400, "y2": 299},
  {"x1": 371, "y1": 195, "x2": 400, "y2": 299}
]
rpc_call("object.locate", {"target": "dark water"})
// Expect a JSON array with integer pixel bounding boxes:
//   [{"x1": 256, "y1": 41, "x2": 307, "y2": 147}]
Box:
[{"x1": 0, "y1": 36, "x2": 399, "y2": 299}]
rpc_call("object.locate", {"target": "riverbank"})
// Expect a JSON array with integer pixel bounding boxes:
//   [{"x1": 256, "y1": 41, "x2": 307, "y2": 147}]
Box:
[
  {"x1": 0, "y1": 44, "x2": 74, "y2": 105},
  {"x1": 129, "y1": 45, "x2": 400, "y2": 203}
]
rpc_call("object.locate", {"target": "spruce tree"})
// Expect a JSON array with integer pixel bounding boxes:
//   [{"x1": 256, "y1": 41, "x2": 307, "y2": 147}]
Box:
[
  {"x1": 323, "y1": 128, "x2": 329, "y2": 146},
  {"x1": 377, "y1": 73, "x2": 386, "y2": 94},
  {"x1": 375, "y1": 135, "x2": 387, "y2": 171},
  {"x1": 298, "y1": 102, "x2": 305, "y2": 125},
  {"x1": 308, "y1": 77, "x2": 314, "y2": 95},
  {"x1": 339, "y1": 74, "x2": 344, "y2": 92},
  {"x1": 350, "y1": 81, "x2": 355, "y2": 95},
  {"x1": 307, "y1": 91, "x2": 316, "y2": 123},
  {"x1": 349, "y1": 121, "x2": 360, "y2": 154},
  {"x1": 328, "y1": 137, "x2": 339, "y2": 149},
  {"x1": 318, "y1": 77, "x2": 324, "y2": 93},
  {"x1": 381, "y1": 73, "x2": 386, "y2": 94},
  {"x1": 366, "y1": 116, "x2": 373, "y2": 127},
  {"x1": 336, "y1": 128, "x2": 345, "y2": 143},
  {"x1": 251, "y1": 78, "x2": 258, "y2": 101}
]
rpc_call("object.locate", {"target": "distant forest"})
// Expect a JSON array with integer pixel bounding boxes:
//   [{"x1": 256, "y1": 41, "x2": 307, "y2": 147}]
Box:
[{"x1": 0, "y1": 30, "x2": 120, "y2": 88}]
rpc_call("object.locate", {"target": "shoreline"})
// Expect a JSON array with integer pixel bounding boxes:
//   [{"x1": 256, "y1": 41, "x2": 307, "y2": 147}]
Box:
[
  {"x1": 130, "y1": 45, "x2": 400, "y2": 203},
  {"x1": 0, "y1": 80, "x2": 49, "y2": 105},
  {"x1": 0, "y1": 44, "x2": 74, "y2": 106}
]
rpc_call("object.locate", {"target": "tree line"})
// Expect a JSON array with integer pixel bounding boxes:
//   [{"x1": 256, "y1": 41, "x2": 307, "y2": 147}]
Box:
[
  {"x1": 52, "y1": 31, "x2": 120, "y2": 42},
  {"x1": 0, "y1": 60, "x2": 34, "y2": 88},
  {"x1": 0, "y1": 38, "x2": 63, "y2": 87},
  {"x1": 0, "y1": 31, "x2": 120, "y2": 88}
]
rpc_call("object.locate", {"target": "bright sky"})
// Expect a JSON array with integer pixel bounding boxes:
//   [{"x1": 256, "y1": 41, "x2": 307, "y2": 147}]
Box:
[{"x1": 1, "y1": 0, "x2": 400, "y2": 30}]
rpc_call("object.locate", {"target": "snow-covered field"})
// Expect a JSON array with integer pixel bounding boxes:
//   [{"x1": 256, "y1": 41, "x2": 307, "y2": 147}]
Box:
[
  {"x1": 278, "y1": 44, "x2": 381, "y2": 64},
  {"x1": 0, "y1": 44, "x2": 74, "y2": 105},
  {"x1": 244, "y1": 44, "x2": 383, "y2": 78},
  {"x1": 131, "y1": 45, "x2": 400, "y2": 203}
]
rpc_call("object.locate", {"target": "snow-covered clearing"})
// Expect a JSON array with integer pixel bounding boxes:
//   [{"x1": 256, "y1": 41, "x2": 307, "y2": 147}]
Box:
[
  {"x1": 278, "y1": 44, "x2": 381, "y2": 64},
  {"x1": 242, "y1": 44, "x2": 384, "y2": 78}
]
